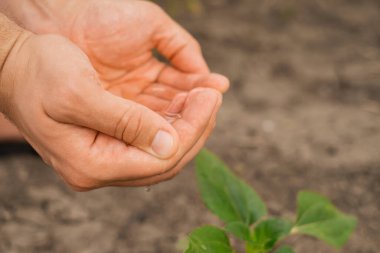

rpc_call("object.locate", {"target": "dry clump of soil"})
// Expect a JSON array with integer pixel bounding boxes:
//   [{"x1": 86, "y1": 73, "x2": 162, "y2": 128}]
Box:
[{"x1": 1, "y1": 0, "x2": 380, "y2": 252}]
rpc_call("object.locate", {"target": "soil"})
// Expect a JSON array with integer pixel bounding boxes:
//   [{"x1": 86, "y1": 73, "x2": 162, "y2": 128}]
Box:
[{"x1": 1, "y1": 0, "x2": 379, "y2": 252}]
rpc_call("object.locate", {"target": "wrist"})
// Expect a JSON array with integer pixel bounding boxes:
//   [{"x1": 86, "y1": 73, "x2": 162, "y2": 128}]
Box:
[
  {"x1": 0, "y1": 13, "x2": 33, "y2": 116},
  {"x1": 0, "y1": 0, "x2": 90, "y2": 36}
]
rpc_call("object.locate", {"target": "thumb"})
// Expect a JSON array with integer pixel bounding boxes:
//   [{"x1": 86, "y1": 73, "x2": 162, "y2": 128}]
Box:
[{"x1": 58, "y1": 86, "x2": 179, "y2": 159}]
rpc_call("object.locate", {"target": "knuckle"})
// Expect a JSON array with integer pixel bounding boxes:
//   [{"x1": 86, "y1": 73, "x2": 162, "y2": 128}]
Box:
[{"x1": 116, "y1": 106, "x2": 144, "y2": 144}]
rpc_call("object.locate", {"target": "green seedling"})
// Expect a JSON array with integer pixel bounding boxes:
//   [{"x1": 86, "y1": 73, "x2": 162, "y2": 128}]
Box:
[{"x1": 184, "y1": 149, "x2": 357, "y2": 253}]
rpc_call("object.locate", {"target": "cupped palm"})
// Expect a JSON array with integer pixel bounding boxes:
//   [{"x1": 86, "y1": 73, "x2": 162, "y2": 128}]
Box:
[{"x1": 68, "y1": 0, "x2": 227, "y2": 112}]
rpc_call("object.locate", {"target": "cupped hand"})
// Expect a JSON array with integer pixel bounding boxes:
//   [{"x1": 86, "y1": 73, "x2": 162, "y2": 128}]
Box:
[
  {"x1": 59, "y1": 0, "x2": 229, "y2": 112},
  {"x1": 1, "y1": 33, "x2": 222, "y2": 190},
  {"x1": 1, "y1": 0, "x2": 229, "y2": 190}
]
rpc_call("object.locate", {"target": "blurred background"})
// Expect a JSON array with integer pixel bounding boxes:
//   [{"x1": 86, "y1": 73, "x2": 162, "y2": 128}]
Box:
[{"x1": 1, "y1": 0, "x2": 379, "y2": 252}]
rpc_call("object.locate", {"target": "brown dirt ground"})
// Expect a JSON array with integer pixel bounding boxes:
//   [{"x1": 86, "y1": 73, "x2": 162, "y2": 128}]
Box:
[{"x1": 1, "y1": 0, "x2": 380, "y2": 252}]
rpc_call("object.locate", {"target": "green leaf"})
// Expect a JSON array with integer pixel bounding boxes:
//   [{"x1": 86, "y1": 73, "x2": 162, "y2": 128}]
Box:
[
  {"x1": 225, "y1": 221, "x2": 250, "y2": 241},
  {"x1": 196, "y1": 149, "x2": 267, "y2": 225},
  {"x1": 248, "y1": 218, "x2": 293, "y2": 252},
  {"x1": 296, "y1": 191, "x2": 330, "y2": 222},
  {"x1": 275, "y1": 246, "x2": 295, "y2": 253},
  {"x1": 294, "y1": 191, "x2": 357, "y2": 248},
  {"x1": 176, "y1": 236, "x2": 189, "y2": 252},
  {"x1": 185, "y1": 226, "x2": 234, "y2": 253}
]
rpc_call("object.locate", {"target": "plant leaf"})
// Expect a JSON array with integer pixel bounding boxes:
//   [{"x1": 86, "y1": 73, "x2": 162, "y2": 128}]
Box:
[
  {"x1": 248, "y1": 218, "x2": 293, "y2": 252},
  {"x1": 225, "y1": 221, "x2": 251, "y2": 241},
  {"x1": 176, "y1": 236, "x2": 190, "y2": 252},
  {"x1": 196, "y1": 149, "x2": 267, "y2": 225},
  {"x1": 185, "y1": 226, "x2": 234, "y2": 253},
  {"x1": 296, "y1": 191, "x2": 330, "y2": 222},
  {"x1": 275, "y1": 246, "x2": 295, "y2": 253},
  {"x1": 294, "y1": 191, "x2": 357, "y2": 248}
]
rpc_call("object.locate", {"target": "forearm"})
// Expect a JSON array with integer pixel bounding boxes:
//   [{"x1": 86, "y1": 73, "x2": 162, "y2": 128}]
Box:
[
  {"x1": 0, "y1": 13, "x2": 30, "y2": 114},
  {"x1": 0, "y1": 0, "x2": 87, "y2": 35}
]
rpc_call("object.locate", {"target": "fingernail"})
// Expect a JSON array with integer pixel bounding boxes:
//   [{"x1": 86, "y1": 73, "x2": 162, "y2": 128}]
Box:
[{"x1": 152, "y1": 130, "x2": 174, "y2": 157}]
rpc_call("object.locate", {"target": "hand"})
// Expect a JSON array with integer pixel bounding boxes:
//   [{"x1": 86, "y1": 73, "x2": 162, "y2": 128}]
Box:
[
  {"x1": 1, "y1": 33, "x2": 223, "y2": 190},
  {"x1": 68, "y1": 0, "x2": 229, "y2": 111},
  {"x1": 0, "y1": 0, "x2": 229, "y2": 190},
  {"x1": 5, "y1": 0, "x2": 229, "y2": 111}
]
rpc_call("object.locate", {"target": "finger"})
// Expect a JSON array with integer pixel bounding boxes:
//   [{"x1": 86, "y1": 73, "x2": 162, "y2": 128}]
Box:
[
  {"x1": 162, "y1": 92, "x2": 188, "y2": 119},
  {"x1": 142, "y1": 82, "x2": 183, "y2": 100},
  {"x1": 85, "y1": 88, "x2": 221, "y2": 182},
  {"x1": 158, "y1": 67, "x2": 230, "y2": 93},
  {"x1": 135, "y1": 93, "x2": 171, "y2": 112},
  {"x1": 110, "y1": 91, "x2": 221, "y2": 187},
  {"x1": 154, "y1": 18, "x2": 209, "y2": 73},
  {"x1": 50, "y1": 85, "x2": 179, "y2": 159}
]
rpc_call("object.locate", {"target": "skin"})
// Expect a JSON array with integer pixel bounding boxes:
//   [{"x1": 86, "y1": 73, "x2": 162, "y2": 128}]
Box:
[
  {"x1": 0, "y1": 1, "x2": 229, "y2": 190},
  {"x1": 0, "y1": 117, "x2": 21, "y2": 140}
]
